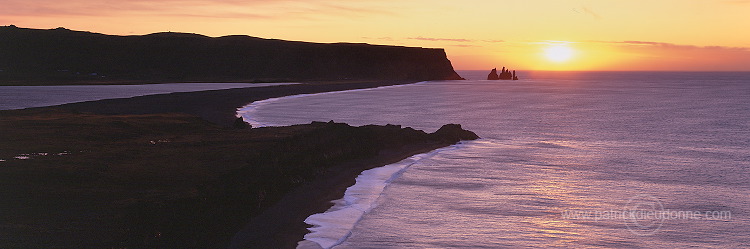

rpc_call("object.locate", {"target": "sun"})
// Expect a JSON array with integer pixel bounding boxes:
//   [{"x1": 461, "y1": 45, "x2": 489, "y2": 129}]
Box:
[{"x1": 544, "y1": 44, "x2": 575, "y2": 63}]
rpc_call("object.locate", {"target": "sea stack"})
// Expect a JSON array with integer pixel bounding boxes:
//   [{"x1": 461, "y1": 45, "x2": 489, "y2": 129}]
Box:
[
  {"x1": 487, "y1": 68, "x2": 500, "y2": 80},
  {"x1": 487, "y1": 67, "x2": 519, "y2": 80}
]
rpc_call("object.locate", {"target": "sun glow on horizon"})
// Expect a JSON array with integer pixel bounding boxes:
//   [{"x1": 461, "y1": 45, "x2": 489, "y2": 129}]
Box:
[
  {"x1": 4, "y1": 0, "x2": 750, "y2": 71},
  {"x1": 544, "y1": 44, "x2": 575, "y2": 63}
]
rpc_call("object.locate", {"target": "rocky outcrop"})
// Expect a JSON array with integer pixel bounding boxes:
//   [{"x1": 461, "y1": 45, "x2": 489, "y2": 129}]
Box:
[
  {"x1": 488, "y1": 67, "x2": 519, "y2": 80},
  {"x1": 487, "y1": 68, "x2": 500, "y2": 80},
  {"x1": 431, "y1": 124, "x2": 480, "y2": 142},
  {"x1": 0, "y1": 26, "x2": 464, "y2": 84},
  {"x1": 233, "y1": 117, "x2": 251, "y2": 129},
  {"x1": 228, "y1": 121, "x2": 478, "y2": 248}
]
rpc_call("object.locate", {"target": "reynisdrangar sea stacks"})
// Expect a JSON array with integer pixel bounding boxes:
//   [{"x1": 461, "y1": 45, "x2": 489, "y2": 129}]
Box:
[{"x1": 487, "y1": 67, "x2": 518, "y2": 80}]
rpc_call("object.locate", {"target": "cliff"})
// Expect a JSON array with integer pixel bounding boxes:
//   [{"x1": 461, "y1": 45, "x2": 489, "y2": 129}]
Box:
[{"x1": 0, "y1": 26, "x2": 464, "y2": 84}]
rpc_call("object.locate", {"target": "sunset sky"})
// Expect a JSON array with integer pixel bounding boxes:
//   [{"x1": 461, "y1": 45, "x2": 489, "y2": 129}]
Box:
[{"x1": 3, "y1": 0, "x2": 750, "y2": 71}]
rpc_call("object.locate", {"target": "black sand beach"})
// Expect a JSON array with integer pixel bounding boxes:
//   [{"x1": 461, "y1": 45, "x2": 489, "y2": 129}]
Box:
[
  {"x1": 0, "y1": 81, "x2": 477, "y2": 248},
  {"x1": 57, "y1": 80, "x2": 419, "y2": 127}
]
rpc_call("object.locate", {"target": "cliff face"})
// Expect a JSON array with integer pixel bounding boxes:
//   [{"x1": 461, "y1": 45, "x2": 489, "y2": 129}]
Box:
[{"x1": 0, "y1": 26, "x2": 464, "y2": 84}]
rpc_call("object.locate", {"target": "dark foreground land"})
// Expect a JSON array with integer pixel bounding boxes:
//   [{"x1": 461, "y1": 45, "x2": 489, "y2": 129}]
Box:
[{"x1": 0, "y1": 81, "x2": 478, "y2": 248}]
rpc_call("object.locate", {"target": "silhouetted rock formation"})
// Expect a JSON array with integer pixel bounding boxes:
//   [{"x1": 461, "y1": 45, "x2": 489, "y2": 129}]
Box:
[
  {"x1": 499, "y1": 67, "x2": 512, "y2": 80},
  {"x1": 487, "y1": 67, "x2": 519, "y2": 80},
  {"x1": 487, "y1": 68, "x2": 499, "y2": 80},
  {"x1": 229, "y1": 121, "x2": 478, "y2": 248},
  {"x1": 233, "y1": 117, "x2": 251, "y2": 129},
  {"x1": 0, "y1": 26, "x2": 464, "y2": 84},
  {"x1": 431, "y1": 124, "x2": 480, "y2": 142}
]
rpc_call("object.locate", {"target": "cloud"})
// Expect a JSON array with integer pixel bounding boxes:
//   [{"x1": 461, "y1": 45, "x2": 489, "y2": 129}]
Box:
[
  {"x1": 573, "y1": 6, "x2": 601, "y2": 19},
  {"x1": 316, "y1": 2, "x2": 395, "y2": 17},
  {"x1": 723, "y1": 0, "x2": 750, "y2": 4},
  {"x1": 406, "y1": 37, "x2": 502, "y2": 43},
  {"x1": 599, "y1": 40, "x2": 750, "y2": 51},
  {"x1": 582, "y1": 6, "x2": 601, "y2": 19},
  {"x1": 531, "y1": 40, "x2": 576, "y2": 45},
  {"x1": 360, "y1": 36, "x2": 395, "y2": 41},
  {"x1": 449, "y1": 44, "x2": 481, "y2": 48},
  {"x1": 0, "y1": 0, "x2": 394, "y2": 20},
  {"x1": 590, "y1": 40, "x2": 750, "y2": 71},
  {"x1": 408, "y1": 36, "x2": 473, "y2": 42}
]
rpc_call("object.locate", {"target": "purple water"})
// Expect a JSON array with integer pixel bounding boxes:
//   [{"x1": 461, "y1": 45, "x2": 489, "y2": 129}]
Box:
[
  {"x1": 239, "y1": 71, "x2": 750, "y2": 248},
  {"x1": 0, "y1": 82, "x2": 294, "y2": 110}
]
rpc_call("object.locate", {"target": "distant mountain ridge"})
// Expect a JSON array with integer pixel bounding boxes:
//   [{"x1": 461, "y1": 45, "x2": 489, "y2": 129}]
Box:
[{"x1": 0, "y1": 26, "x2": 464, "y2": 84}]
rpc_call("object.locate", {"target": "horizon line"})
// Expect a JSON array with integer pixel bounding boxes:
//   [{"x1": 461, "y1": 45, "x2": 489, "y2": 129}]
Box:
[{"x1": 455, "y1": 69, "x2": 750, "y2": 73}]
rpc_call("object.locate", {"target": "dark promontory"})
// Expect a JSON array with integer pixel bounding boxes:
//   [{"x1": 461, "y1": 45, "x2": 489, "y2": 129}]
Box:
[
  {"x1": 0, "y1": 25, "x2": 464, "y2": 85},
  {"x1": 0, "y1": 107, "x2": 478, "y2": 248},
  {"x1": 0, "y1": 25, "x2": 476, "y2": 248}
]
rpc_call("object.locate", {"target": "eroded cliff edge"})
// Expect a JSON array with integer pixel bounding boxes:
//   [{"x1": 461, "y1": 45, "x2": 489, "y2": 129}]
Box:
[
  {"x1": 0, "y1": 108, "x2": 477, "y2": 248},
  {"x1": 0, "y1": 26, "x2": 464, "y2": 84}
]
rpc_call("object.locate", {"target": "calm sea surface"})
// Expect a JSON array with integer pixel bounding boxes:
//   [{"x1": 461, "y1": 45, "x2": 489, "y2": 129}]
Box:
[
  {"x1": 242, "y1": 71, "x2": 750, "y2": 248},
  {"x1": 0, "y1": 82, "x2": 294, "y2": 110}
]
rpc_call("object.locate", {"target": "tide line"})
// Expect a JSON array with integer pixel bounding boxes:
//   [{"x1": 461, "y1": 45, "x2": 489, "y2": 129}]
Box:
[
  {"x1": 297, "y1": 144, "x2": 464, "y2": 249},
  {"x1": 236, "y1": 81, "x2": 429, "y2": 128}
]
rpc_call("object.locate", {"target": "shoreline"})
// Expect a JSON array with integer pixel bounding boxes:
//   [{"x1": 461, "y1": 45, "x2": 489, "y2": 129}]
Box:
[
  {"x1": 0, "y1": 80, "x2": 477, "y2": 248},
  {"x1": 298, "y1": 144, "x2": 462, "y2": 249},
  {"x1": 229, "y1": 138, "x2": 459, "y2": 249},
  {"x1": 54, "y1": 80, "x2": 421, "y2": 127},
  {"x1": 0, "y1": 82, "x2": 298, "y2": 111},
  {"x1": 237, "y1": 81, "x2": 429, "y2": 128}
]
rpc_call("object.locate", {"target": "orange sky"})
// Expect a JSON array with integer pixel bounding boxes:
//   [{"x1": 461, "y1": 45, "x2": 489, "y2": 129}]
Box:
[{"x1": 3, "y1": 0, "x2": 750, "y2": 71}]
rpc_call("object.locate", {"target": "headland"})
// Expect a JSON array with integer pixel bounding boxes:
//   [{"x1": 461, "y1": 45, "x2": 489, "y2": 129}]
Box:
[
  {"x1": 0, "y1": 27, "x2": 475, "y2": 248},
  {"x1": 0, "y1": 26, "x2": 463, "y2": 85},
  {"x1": 0, "y1": 81, "x2": 478, "y2": 248}
]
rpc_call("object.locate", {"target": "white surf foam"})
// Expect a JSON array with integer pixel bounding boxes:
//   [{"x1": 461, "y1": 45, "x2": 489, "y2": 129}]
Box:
[
  {"x1": 296, "y1": 144, "x2": 461, "y2": 249},
  {"x1": 234, "y1": 80, "x2": 457, "y2": 249}
]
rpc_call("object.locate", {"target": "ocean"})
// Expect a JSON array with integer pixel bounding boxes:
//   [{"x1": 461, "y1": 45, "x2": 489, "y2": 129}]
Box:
[
  {"x1": 0, "y1": 82, "x2": 294, "y2": 110},
  {"x1": 240, "y1": 71, "x2": 750, "y2": 248}
]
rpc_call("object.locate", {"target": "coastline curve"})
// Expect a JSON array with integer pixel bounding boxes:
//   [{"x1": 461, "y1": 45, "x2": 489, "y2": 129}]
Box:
[
  {"x1": 236, "y1": 81, "x2": 429, "y2": 127},
  {"x1": 296, "y1": 143, "x2": 464, "y2": 249},
  {"x1": 234, "y1": 81, "x2": 471, "y2": 248}
]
